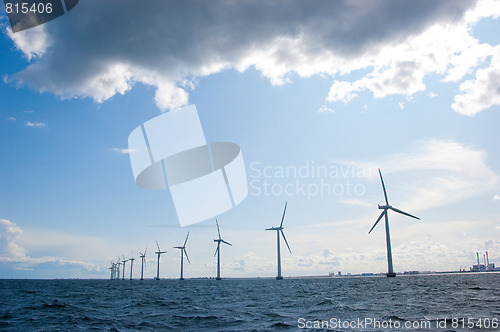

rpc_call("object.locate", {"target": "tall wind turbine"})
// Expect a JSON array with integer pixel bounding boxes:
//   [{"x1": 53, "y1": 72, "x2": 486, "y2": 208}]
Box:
[
  {"x1": 368, "y1": 169, "x2": 420, "y2": 277},
  {"x1": 129, "y1": 253, "x2": 135, "y2": 280},
  {"x1": 214, "y1": 220, "x2": 232, "y2": 280},
  {"x1": 121, "y1": 256, "x2": 128, "y2": 280},
  {"x1": 266, "y1": 201, "x2": 292, "y2": 280},
  {"x1": 174, "y1": 232, "x2": 190, "y2": 280},
  {"x1": 155, "y1": 241, "x2": 167, "y2": 280},
  {"x1": 139, "y1": 248, "x2": 147, "y2": 280}
]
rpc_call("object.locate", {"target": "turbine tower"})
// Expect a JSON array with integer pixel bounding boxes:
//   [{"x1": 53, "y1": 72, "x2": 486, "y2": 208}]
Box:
[
  {"x1": 121, "y1": 256, "x2": 128, "y2": 280},
  {"x1": 368, "y1": 169, "x2": 420, "y2": 277},
  {"x1": 109, "y1": 261, "x2": 115, "y2": 280},
  {"x1": 155, "y1": 241, "x2": 167, "y2": 280},
  {"x1": 116, "y1": 259, "x2": 121, "y2": 280},
  {"x1": 266, "y1": 201, "x2": 292, "y2": 280},
  {"x1": 174, "y1": 232, "x2": 190, "y2": 280},
  {"x1": 214, "y1": 220, "x2": 232, "y2": 280},
  {"x1": 129, "y1": 254, "x2": 135, "y2": 280},
  {"x1": 139, "y1": 248, "x2": 147, "y2": 280}
]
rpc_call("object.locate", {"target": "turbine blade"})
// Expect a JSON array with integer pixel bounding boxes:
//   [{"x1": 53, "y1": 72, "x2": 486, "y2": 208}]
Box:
[
  {"x1": 184, "y1": 249, "x2": 190, "y2": 264},
  {"x1": 156, "y1": 240, "x2": 160, "y2": 251},
  {"x1": 280, "y1": 201, "x2": 288, "y2": 228},
  {"x1": 214, "y1": 245, "x2": 219, "y2": 257},
  {"x1": 222, "y1": 240, "x2": 232, "y2": 246},
  {"x1": 184, "y1": 232, "x2": 190, "y2": 247},
  {"x1": 369, "y1": 210, "x2": 386, "y2": 234},
  {"x1": 144, "y1": 247, "x2": 147, "y2": 255},
  {"x1": 379, "y1": 169, "x2": 389, "y2": 206},
  {"x1": 216, "y1": 219, "x2": 221, "y2": 240},
  {"x1": 389, "y1": 206, "x2": 420, "y2": 220},
  {"x1": 280, "y1": 229, "x2": 292, "y2": 254}
]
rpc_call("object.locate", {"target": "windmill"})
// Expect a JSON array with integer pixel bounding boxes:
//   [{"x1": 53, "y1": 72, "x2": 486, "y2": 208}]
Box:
[
  {"x1": 214, "y1": 220, "x2": 232, "y2": 280},
  {"x1": 108, "y1": 261, "x2": 115, "y2": 280},
  {"x1": 368, "y1": 169, "x2": 420, "y2": 277},
  {"x1": 155, "y1": 241, "x2": 167, "y2": 280},
  {"x1": 129, "y1": 253, "x2": 135, "y2": 280},
  {"x1": 139, "y1": 248, "x2": 147, "y2": 280},
  {"x1": 173, "y1": 232, "x2": 190, "y2": 280},
  {"x1": 116, "y1": 259, "x2": 121, "y2": 280},
  {"x1": 121, "y1": 256, "x2": 128, "y2": 280},
  {"x1": 266, "y1": 201, "x2": 292, "y2": 280}
]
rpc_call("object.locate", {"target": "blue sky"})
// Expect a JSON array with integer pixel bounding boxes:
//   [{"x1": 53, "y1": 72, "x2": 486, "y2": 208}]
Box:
[{"x1": 1, "y1": 0, "x2": 500, "y2": 279}]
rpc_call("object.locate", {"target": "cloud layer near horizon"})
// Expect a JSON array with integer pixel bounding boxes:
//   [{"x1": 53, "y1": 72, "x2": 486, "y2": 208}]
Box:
[{"x1": 5, "y1": 0, "x2": 500, "y2": 115}]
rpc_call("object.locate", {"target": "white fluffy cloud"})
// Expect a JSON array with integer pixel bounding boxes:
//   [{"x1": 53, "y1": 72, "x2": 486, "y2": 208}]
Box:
[
  {"x1": 452, "y1": 46, "x2": 500, "y2": 115},
  {"x1": 0, "y1": 219, "x2": 101, "y2": 275},
  {"x1": 337, "y1": 139, "x2": 500, "y2": 211},
  {"x1": 7, "y1": 0, "x2": 499, "y2": 114},
  {"x1": 0, "y1": 219, "x2": 26, "y2": 258}
]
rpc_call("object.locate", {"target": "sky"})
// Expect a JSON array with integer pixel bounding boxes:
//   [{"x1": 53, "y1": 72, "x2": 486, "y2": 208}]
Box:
[{"x1": 1, "y1": 0, "x2": 500, "y2": 279}]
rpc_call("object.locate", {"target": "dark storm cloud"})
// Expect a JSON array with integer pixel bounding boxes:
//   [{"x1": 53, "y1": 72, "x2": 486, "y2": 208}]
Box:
[{"x1": 6, "y1": 0, "x2": 475, "y2": 110}]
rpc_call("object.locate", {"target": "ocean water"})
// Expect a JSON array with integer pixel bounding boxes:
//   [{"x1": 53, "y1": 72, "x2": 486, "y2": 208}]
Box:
[{"x1": 1, "y1": 273, "x2": 499, "y2": 331}]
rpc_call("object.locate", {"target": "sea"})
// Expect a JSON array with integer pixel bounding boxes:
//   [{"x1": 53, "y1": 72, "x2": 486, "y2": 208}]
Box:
[{"x1": 1, "y1": 273, "x2": 499, "y2": 331}]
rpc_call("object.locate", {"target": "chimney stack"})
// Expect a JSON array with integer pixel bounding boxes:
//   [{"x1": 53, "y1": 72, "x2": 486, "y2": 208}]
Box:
[{"x1": 477, "y1": 252, "x2": 480, "y2": 266}]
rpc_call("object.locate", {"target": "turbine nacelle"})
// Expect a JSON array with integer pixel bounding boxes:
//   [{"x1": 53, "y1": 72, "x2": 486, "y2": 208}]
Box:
[{"x1": 378, "y1": 204, "x2": 390, "y2": 210}]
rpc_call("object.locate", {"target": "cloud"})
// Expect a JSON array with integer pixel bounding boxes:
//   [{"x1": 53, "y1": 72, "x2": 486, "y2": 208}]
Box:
[
  {"x1": 111, "y1": 148, "x2": 134, "y2": 154},
  {"x1": 24, "y1": 121, "x2": 45, "y2": 127},
  {"x1": 0, "y1": 219, "x2": 26, "y2": 258},
  {"x1": 493, "y1": 194, "x2": 500, "y2": 201},
  {"x1": 427, "y1": 92, "x2": 438, "y2": 98},
  {"x1": 5, "y1": 25, "x2": 52, "y2": 60},
  {"x1": 0, "y1": 219, "x2": 100, "y2": 274},
  {"x1": 4, "y1": 0, "x2": 484, "y2": 111},
  {"x1": 339, "y1": 198, "x2": 372, "y2": 209},
  {"x1": 338, "y1": 139, "x2": 500, "y2": 211},
  {"x1": 6, "y1": 117, "x2": 16, "y2": 121},
  {"x1": 452, "y1": 46, "x2": 500, "y2": 116},
  {"x1": 316, "y1": 105, "x2": 335, "y2": 113}
]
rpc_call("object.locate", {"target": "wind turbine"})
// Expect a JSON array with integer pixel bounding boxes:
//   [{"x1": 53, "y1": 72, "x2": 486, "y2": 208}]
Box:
[
  {"x1": 139, "y1": 248, "x2": 147, "y2": 280},
  {"x1": 155, "y1": 241, "x2": 167, "y2": 280},
  {"x1": 129, "y1": 253, "x2": 135, "y2": 280},
  {"x1": 214, "y1": 220, "x2": 232, "y2": 280},
  {"x1": 266, "y1": 201, "x2": 292, "y2": 280},
  {"x1": 174, "y1": 232, "x2": 190, "y2": 280},
  {"x1": 109, "y1": 261, "x2": 115, "y2": 280},
  {"x1": 368, "y1": 169, "x2": 420, "y2": 277},
  {"x1": 121, "y1": 256, "x2": 128, "y2": 280},
  {"x1": 116, "y1": 259, "x2": 121, "y2": 280}
]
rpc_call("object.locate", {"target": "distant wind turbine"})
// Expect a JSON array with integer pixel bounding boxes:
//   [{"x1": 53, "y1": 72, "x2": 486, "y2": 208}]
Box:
[
  {"x1": 266, "y1": 201, "x2": 292, "y2": 280},
  {"x1": 174, "y1": 232, "x2": 190, "y2": 280},
  {"x1": 122, "y1": 256, "x2": 128, "y2": 280},
  {"x1": 129, "y1": 253, "x2": 135, "y2": 280},
  {"x1": 139, "y1": 248, "x2": 147, "y2": 280},
  {"x1": 368, "y1": 169, "x2": 420, "y2": 277},
  {"x1": 116, "y1": 259, "x2": 121, "y2": 280},
  {"x1": 109, "y1": 261, "x2": 115, "y2": 280},
  {"x1": 155, "y1": 241, "x2": 167, "y2": 280},
  {"x1": 214, "y1": 220, "x2": 232, "y2": 280}
]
